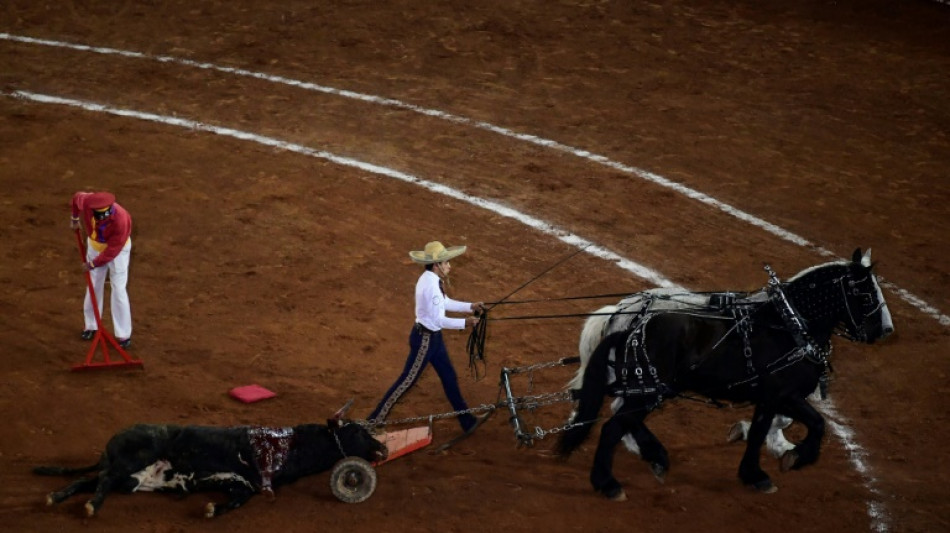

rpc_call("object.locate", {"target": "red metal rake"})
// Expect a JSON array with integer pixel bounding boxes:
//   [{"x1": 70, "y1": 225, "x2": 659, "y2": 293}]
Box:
[{"x1": 72, "y1": 229, "x2": 143, "y2": 371}]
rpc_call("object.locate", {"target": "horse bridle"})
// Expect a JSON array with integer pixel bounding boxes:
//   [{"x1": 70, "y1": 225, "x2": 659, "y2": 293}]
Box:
[
  {"x1": 834, "y1": 271, "x2": 883, "y2": 343},
  {"x1": 787, "y1": 266, "x2": 882, "y2": 344}
]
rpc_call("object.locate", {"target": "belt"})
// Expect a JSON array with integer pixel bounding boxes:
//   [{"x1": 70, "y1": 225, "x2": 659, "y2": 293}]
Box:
[{"x1": 414, "y1": 323, "x2": 437, "y2": 334}]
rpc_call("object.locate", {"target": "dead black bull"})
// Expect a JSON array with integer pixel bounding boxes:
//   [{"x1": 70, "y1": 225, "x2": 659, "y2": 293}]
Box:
[{"x1": 33, "y1": 417, "x2": 387, "y2": 518}]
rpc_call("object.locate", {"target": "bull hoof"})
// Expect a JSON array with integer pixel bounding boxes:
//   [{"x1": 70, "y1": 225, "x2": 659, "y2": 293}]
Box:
[
  {"x1": 780, "y1": 450, "x2": 798, "y2": 472},
  {"x1": 750, "y1": 479, "x2": 778, "y2": 494},
  {"x1": 727, "y1": 421, "x2": 748, "y2": 443},
  {"x1": 84, "y1": 501, "x2": 96, "y2": 517},
  {"x1": 204, "y1": 502, "x2": 216, "y2": 519},
  {"x1": 651, "y1": 463, "x2": 667, "y2": 484}
]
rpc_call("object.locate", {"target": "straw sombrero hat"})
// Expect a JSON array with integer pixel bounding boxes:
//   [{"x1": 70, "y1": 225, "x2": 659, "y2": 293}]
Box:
[{"x1": 409, "y1": 241, "x2": 467, "y2": 264}]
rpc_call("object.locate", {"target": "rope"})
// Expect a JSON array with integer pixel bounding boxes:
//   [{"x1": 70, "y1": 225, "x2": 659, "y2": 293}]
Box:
[
  {"x1": 467, "y1": 309, "x2": 488, "y2": 380},
  {"x1": 485, "y1": 307, "x2": 717, "y2": 322},
  {"x1": 485, "y1": 291, "x2": 637, "y2": 306},
  {"x1": 466, "y1": 244, "x2": 591, "y2": 378},
  {"x1": 484, "y1": 244, "x2": 592, "y2": 313}
]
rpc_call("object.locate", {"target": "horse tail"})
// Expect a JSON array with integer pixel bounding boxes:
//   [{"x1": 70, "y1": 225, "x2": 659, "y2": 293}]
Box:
[
  {"x1": 568, "y1": 304, "x2": 617, "y2": 391},
  {"x1": 557, "y1": 331, "x2": 616, "y2": 458},
  {"x1": 33, "y1": 462, "x2": 101, "y2": 476}
]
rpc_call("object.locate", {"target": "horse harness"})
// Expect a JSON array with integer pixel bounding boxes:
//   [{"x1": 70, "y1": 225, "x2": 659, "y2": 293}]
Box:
[
  {"x1": 607, "y1": 314, "x2": 670, "y2": 409},
  {"x1": 607, "y1": 268, "x2": 840, "y2": 404}
]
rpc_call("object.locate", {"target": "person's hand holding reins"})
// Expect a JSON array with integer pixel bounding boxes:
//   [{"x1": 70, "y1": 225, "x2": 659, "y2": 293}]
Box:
[{"x1": 466, "y1": 315, "x2": 480, "y2": 327}]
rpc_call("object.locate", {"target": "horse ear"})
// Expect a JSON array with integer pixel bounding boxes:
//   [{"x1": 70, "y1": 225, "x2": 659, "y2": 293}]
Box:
[
  {"x1": 851, "y1": 248, "x2": 863, "y2": 263},
  {"x1": 862, "y1": 248, "x2": 872, "y2": 267}
]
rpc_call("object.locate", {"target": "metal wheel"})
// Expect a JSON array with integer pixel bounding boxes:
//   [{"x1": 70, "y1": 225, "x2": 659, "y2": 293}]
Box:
[{"x1": 329, "y1": 457, "x2": 377, "y2": 503}]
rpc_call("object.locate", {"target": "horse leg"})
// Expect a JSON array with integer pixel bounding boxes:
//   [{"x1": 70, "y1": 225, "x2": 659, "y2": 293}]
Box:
[
  {"x1": 778, "y1": 397, "x2": 825, "y2": 472},
  {"x1": 589, "y1": 416, "x2": 630, "y2": 501},
  {"x1": 737, "y1": 404, "x2": 778, "y2": 493},
  {"x1": 628, "y1": 422, "x2": 669, "y2": 483},
  {"x1": 727, "y1": 415, "x2": 795, "y2": 459},
  {"x1": 610, "y1": 398, "x2": 642, "y2": 455},
  {"x1": 765, "y1": 416, "x2": 796, "y2": 459}
]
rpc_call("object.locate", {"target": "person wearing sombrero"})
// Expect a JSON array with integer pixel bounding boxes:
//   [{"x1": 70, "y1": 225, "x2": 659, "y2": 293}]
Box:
[
  {"x1": 70, "y1": 191, "x2": 133, "y2": 348},
  {"x1": 369, "y1": 241, "x2": 487, "y2": 435}
]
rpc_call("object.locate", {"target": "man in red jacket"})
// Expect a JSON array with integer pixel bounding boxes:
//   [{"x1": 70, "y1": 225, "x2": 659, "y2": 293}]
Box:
[{"x1": 70, "y1": 191, "x2": 133, "y2": 348}]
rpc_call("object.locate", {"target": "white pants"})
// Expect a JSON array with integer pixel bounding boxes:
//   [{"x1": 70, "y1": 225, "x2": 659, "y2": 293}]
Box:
[{"x1": 83, "y1": 238, "x2": 132, "y2": 340}]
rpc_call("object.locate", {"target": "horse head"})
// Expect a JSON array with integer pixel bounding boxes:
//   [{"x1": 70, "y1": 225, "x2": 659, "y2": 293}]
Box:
[
  {"x1": 841, "y1": 248, "x2": 894, "y2": 343},
  {"x1": 785, "y1": 248, "x2": 894, "y2": 343}
]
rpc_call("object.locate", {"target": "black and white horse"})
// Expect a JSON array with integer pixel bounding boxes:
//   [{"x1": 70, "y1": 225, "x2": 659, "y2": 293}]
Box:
[
  {"x1": 572, "y1": 288, "x2": 799, "y2": 458},
  {"x1": 557, "y1": 249, "x2": 893, "y2": 499}
]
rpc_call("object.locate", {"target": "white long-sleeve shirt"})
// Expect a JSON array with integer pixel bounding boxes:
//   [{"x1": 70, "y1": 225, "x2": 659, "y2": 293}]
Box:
[{"x1": 415, "y1": 270, "x2": 472, "y2": 331}]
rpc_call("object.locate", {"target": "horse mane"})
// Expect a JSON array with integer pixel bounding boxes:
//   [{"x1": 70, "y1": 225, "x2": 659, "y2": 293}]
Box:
[{"x1": 786, "y1": 259, "x2": 850, "y2": 282}]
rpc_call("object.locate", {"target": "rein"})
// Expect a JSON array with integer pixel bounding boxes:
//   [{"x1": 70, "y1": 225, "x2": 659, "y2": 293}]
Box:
[
  {"x1": 467, "y1": 244, "x2": 591, "y2": 379},
  {"x1": 485, "y1": 292, "x2": 638, "y2": 306}
]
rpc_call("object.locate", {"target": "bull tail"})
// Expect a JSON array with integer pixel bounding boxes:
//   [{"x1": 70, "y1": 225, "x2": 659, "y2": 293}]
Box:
[
  {"x1": 557, "y1": 331, "x2": 615, "y2": 458},
  {"x1": 33, "y1": 462, "x2": 100, "y2": 476}
]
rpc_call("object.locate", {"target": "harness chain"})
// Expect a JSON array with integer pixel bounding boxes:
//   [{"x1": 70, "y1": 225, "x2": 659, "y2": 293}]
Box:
[{"x1": 612, "y1": 316, "x2": 665, "y2": 401}]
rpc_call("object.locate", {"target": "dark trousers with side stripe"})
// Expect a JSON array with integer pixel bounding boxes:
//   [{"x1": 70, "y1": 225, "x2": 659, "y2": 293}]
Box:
[{"x1": 370, "y1": 326, "x2": 477, "y2": 432}]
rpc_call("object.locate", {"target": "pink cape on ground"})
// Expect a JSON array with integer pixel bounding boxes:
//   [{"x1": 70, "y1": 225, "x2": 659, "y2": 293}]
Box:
[{"x1": 229, "y1": 384, "x2": 277, "y2": 403}]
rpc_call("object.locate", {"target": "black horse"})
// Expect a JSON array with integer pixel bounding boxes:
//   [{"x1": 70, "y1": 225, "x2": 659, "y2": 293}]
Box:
[{"x1": 557, "y1": 249, "x2": 893, "y2": 500}]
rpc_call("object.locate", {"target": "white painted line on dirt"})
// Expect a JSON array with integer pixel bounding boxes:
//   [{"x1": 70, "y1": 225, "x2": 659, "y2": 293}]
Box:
[
  {"x1": 3, "y1": 89, "x2": 678, "y2": 290},
  {"x1": 817, "y1": 403, "x2": 889, "y2": 533},
  {"x1": 1, "y1": 32, "x2": 945, "y2": 328},
  {"x1": 2, "y1": 88, "x2": 891, "y2": 532}
]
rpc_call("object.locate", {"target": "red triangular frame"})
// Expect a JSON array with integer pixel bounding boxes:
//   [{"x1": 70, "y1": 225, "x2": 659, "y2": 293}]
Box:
[{"x1": 71, "y1": 230, "x2": 144, "y2": 371}]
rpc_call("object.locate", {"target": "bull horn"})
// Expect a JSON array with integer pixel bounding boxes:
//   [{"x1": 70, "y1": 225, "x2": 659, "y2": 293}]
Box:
[{"x1": 332, "y1": 399, "x2": 355, "y2": 420}]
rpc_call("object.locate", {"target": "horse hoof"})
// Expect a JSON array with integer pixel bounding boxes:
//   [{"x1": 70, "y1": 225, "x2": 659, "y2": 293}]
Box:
[
  {"x1": 45, "y1": 493, "x2": 54, "y2": 506},
  {"x1": 204, "y1": 502, "x2": 216, "y2": 519},
  {"x1": 774, "y1": 415, "x2": 793, "y2": 430},
  {"x1": 608, "y1": 489, "x2": 628, "y2": 502},
  {"x1": 651, "y1": 463, "x2": 667, "y2": 484},
  {"x1": 84, "y1": 501, "x2": 96, "y2": 517},
  {"x1": 750, "y1": 479, "x2": 778, "y2": 494},
  {"x1": 727, "y1": 421, "x2": 748, "y2": 443},
  {"x1": 780, "y1": 451, "x2": 798, "y2": 472}
]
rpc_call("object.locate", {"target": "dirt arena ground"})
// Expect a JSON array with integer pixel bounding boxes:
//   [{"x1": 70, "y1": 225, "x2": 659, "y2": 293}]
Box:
[{"x1": 1, "y1": 1, "x2": 948, "y2": 532}]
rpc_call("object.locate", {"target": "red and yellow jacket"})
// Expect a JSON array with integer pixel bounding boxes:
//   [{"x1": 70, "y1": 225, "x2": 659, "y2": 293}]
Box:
[{"x1": 71, "y1": 192, "x2": 133, "y2": 268}]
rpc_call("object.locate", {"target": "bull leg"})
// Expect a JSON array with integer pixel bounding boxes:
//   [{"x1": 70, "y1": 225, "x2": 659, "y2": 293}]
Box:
[
  {"x1": 778, "y1": 397, "x2": 825, "y2": 472},
  {"x1": 84, "y1": 471, "x2": 119, "y2": 517},
  {"x1": 589, "y1": 415, "x2": 634, "y2": 501},
  {"x1": 47, "y1": 476, "x2": 99, "y2": 505},
  {"x1": 205, "y1": 486, "x2": 255, "y2": 518},
  {"x1": 737, "y1": 404, "x2": 777, "y2": 493},
  {"x1": 195, "y1": 477, "x2": 256, "y2": 518}
]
